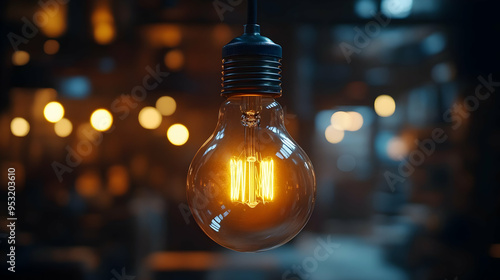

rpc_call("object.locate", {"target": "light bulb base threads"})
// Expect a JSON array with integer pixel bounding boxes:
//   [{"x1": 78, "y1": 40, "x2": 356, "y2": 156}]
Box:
[
  {"x1": 221, "y1": 55, "x2": 282, "y2": 97},
  {"x1": 221, "y1": 23, "x2": 282, "y2": 97}
]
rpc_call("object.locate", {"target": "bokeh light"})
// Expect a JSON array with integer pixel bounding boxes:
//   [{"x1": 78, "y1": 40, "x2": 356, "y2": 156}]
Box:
[
  {"x1": 38, "y1": 4, "x2": 67, "y2": 37},
  {"x1": 374, "y1": 95, "x2": 396, "y2": 117},
  {"x1": 90, "y1": 109, "x2": 113, "y2": 131},
  {"x1": 167, "y1": 124, "x2": 189, "y2": 146},
  {"x1": 347, "y1": 111, "x2": 364, "y2": 131},
  {"x1": 354, "y1": 0, "x2": 377, "y2": 19},
  {"x1": 387, "y1": 137, "x2": 408, "y2": 160},
  {"x1": 331, "y1": 111, "x2": 352, "y2": 130},
  {"x1": 33, "y1": 88, "x2": 58, "y2": 120},
  {"x1": 44, "y1": 101, "x2": 65, "y2": 123},
  {"x1": 54, "y1": 118, "x2": 73, "y2": 137},
  {"x1": 44, "y1": 40, "x2": 60, "y2": 55},
  {"x1": 12, "y1": 51, "x2": 30, "y2": 66},
  {"x1": 325, "y1": 125, "x2": 344, "y2": 144},
  {"x1": 107, "y1": 165, "x2": 129, "y2": 196},
  {"x1": 76, "y1": 170, "x2": 101, "y2": 198},
  {"x1": 422, "y1": 33, "x2": 446, "y2": 55},
  {"x1": 138, "y1": 106, "x2": 162, "y2": 130},
  {"x1": 381, "y1": 0, "x2": 413, "y2": 18},
  {"x1": 77, "y1": 122, "x2": 101, "y2": 143},
  {"x1": 156, "y1": 96, "x2": 176, "y2": 116},
  {"x1": 145, "y1": 24, "x2": 181, "y2": 47},
  {"x1": 10, "y1": 117, "x2": 30, "y2": 137},
  {"x1": 164, "y1": 50, "x2": 184, "y2": 71},
  {"x1": 431, "y1": 62, "x2": 455, "y2": 83},
  {"x1": 60, "y1": 76, "x2": 91, "y2": 99},
  {"x1": 94, "y1": 23, "x2": 115, "y2": 45},
  {"x1": 92, "y1": 4, "x2": 115, "y2": 45}
]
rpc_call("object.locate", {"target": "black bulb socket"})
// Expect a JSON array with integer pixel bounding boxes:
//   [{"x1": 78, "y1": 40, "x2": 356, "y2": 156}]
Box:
[{"x1": 221, "y1": 24, "x2": 282, "y2": 97}]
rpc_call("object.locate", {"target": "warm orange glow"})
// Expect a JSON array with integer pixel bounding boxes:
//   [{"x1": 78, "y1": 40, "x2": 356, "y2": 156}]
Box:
[
  {"x1": 76, "y1": 171, "x2": 101, "y2": 198},
  {"x1": 148, "y1": 251, "x2": 278, "y2": 271},
  {"x1": 186, "y1": 97, "x2": 316, "y2": 252},
  {"x1": 144, "y1": 24, "x2": 181, "y2": 47},
  {"x1": 44, "y1": 40, "x2": 60, "y2": 55},
  {"x1": 148, "y1": 252, "x2": 223, "y2": 271},
  {"x1": 107, "y1": 165, "x2": 129, "y2": 196},
  {"x1": 164, "y1": 50, "x2": 184, "y2": 71},
  {"x1": 230, "y1": 157, "x2": 274, "y2": 208},
  {"x1": 39, "y1": 4, "x2": 67, "y2": 38},
  {"x1": 12, "y1": 51, "x2": 30, "y2": 66},
  {"x1": 94, "y1": 23, "x2": 115, "y2": 45},
  {"x1": 92, "y1": 2, "x2": 115, "y2": 45},
  {"x1": 212, "y1": 24, "x2": 233, "y2": 46}
]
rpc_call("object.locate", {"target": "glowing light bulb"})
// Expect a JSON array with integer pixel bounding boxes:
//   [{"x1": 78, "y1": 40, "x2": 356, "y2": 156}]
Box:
[
  {"x1": 188, "y1": 95, "x2": 316, "y2": 252},
  {"x1": 187, "y1": 4, "x2": 315, "y2": 251}
]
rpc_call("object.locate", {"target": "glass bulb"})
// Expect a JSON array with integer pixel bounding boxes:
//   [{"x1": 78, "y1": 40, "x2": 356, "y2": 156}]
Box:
[{"x1": 187, "y1": 96, "x2": 316, "y2": 252}]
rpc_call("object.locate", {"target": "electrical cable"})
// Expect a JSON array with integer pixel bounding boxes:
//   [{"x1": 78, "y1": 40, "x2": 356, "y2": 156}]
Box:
[{"x1": 247, "y1": 0, "x2": 257, "y2": 24}]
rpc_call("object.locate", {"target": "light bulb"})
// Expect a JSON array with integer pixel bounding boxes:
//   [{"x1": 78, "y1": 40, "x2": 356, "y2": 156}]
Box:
[
  {"x1": 187, "y1": 96, "x2": 315, "y2": 252},
  {"x1": 186, "y1": 10, "x2": 316, "y2": 252}
]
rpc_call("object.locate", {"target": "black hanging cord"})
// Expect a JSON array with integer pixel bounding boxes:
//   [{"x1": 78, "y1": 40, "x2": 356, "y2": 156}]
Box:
[{"x1": 247, "y1": 0, "x2": 257, "y2": 24}]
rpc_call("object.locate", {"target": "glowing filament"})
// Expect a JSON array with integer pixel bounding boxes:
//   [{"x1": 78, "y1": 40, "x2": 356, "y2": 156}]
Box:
[{"x1": 230, "y1": 157, "x2": 274, "y2": 207}]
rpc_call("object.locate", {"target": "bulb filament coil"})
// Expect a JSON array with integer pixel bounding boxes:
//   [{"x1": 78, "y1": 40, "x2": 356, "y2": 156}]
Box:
[{"x1": 230, "y1": 157, "x2": 274, "y2": 208}]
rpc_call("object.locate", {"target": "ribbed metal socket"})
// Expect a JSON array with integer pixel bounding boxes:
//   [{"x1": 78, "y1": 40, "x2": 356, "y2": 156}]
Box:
[{"x1": 221, "y1": 55, "x2": 282, "y2": 97}]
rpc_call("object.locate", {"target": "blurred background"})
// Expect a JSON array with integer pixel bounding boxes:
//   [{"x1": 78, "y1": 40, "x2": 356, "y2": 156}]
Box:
[{"x1": 1, "y1": 0, "x2": 500, "y2": 279}]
